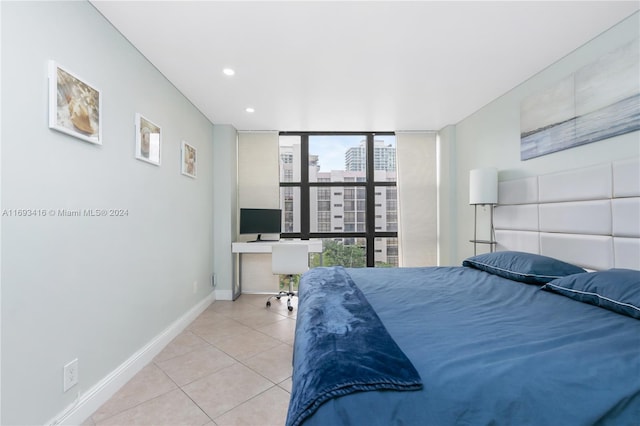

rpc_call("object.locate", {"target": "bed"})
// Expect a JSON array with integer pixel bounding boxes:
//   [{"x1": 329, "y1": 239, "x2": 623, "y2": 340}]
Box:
[{"x1": 286, "y1": 158, "x2": 640, "y2": 426}]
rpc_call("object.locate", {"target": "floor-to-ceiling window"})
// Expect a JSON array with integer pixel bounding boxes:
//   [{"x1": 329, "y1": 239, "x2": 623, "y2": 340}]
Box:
[{"x1": 279, "y1": 132, "x2": 398, "y2": 268}]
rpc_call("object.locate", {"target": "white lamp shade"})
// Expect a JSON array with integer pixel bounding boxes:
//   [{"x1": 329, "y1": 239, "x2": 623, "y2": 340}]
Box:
[{"x1": 469, "y1": 168, "x2": 498, "y2": 205}]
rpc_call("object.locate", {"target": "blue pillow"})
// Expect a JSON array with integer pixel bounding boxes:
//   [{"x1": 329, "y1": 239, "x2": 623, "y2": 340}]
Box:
[
  {"x1": 542, "y1": 269, "x2": 640, "y2": 319},
  {"x1": 463, "y1": 251, "x2": 586, "y2": 284}
]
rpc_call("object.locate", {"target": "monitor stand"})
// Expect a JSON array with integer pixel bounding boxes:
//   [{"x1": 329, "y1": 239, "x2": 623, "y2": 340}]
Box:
[{"x1": 248, "y1": 234, "x2": 280, "y2": 243}]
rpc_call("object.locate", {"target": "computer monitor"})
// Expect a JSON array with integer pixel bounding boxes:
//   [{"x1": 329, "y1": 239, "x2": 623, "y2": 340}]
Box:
[{"x1": 239, "y1": 208, "x2": 281, "y2": 242}]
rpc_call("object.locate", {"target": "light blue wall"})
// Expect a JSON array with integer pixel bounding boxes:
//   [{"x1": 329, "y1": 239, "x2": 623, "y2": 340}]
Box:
[
  {"x1": 436, "y1": 125, "x2": 458, "y2": 266},
  {"x1": 213, "y1": 124, "x2": 238, "y2": 299},
  {"x1": 1, "y1": 1, "x2": 215, "y2": 424},
  {"x1": 439, "y1": 12, "x2": 640, "y2": 265}
]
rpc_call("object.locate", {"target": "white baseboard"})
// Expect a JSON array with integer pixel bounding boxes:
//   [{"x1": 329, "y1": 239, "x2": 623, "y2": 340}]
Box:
[
  {"x1": 215, "y1": 288, "x2": 233, "y2": 300},
  {"x1": 48, "y1": 291, "x2": 216, "y2": 426}
]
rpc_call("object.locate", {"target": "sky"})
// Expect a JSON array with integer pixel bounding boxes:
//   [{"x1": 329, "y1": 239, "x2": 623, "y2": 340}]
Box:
[{"x1": 307, "y1": 134, "x2": 396, "y2": 172}]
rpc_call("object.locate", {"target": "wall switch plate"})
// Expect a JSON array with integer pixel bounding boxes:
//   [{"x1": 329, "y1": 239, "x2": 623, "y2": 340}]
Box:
[
  {"x1": 63, "y1": 358, "x2": 78, "y2": 392},
  {"x1": 193, "y1": 280, "x2": 199, "y2": 294}
]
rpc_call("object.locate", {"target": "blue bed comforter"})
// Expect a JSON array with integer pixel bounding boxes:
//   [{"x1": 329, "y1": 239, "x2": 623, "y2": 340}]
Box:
[
  {"x1": 286, "y1": 267, "x2": 422, "y2": 426},
  {"x1": 292, "y1": 266, "x2": 640, "y2": 426}
]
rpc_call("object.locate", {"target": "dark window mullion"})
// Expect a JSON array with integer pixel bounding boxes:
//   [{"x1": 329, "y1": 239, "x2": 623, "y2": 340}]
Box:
[
  {"x1": 300, "y1": 135, "x2": 310, "y2": 240},
  {"x1": 365, "y1": 134, "x2": 375, "y2": 267},
  {"x1": 309, "y1": 232, "x2": 366, "y2": 239}
]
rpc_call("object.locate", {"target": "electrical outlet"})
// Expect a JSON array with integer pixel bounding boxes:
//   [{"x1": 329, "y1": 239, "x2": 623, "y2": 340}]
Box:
[
  {"x1": 193, "y1": 280, "x2": 198, "y2": 293},
  {"x1": 63, "y1": 358, "x2": 78, "y2": 392},
  {"x1": 212, "y1": 273, "x2": 217, "y2": 288}
]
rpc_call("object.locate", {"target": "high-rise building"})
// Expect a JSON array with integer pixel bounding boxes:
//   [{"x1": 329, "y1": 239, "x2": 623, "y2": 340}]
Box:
[{"x1": 345, "y1": 140, "x2": 396, "y2": 172}]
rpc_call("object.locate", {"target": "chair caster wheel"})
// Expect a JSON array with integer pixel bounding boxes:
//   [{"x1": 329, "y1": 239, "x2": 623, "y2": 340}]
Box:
[
  {"x1": 288, "y1": 306, "x2": 293, "y2": 312},
  {"x1": 266, "y1": 301, "x2": 271, "y2": 307},
  {"x1": 276, "y1": 296, "x2": 281, "y2": 300}
]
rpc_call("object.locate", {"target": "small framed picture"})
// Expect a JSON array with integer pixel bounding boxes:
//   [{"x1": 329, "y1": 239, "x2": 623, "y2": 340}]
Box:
[
  {"x1": 181, "y1": 141, "x2": 197, "y2": 178},
  {"x1": 48, "y1": 61, "x2": 102, "y2": 144},
  {"x1": 135, "y1": 113, "x2": 161, "y2": 165}
]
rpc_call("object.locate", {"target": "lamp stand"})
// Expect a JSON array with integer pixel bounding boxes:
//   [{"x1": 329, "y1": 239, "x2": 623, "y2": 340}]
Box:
[{"x1": 470, "y1": 204, "x2": 496, "y2": 256}]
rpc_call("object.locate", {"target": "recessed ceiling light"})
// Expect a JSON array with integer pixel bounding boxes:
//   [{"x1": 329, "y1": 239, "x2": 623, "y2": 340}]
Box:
[
  {"x1": 245, "y1": 107, "x2": 255, "y2": 113},
  {"x1": 223, "y1": 68, "x2": 235, "y2": 76}
]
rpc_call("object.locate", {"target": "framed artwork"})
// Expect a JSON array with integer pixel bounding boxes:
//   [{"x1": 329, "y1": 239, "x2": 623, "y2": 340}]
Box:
[
  {"x1": 181, "y1": 141, "x2": 197, "y2": 178},
  {"x1": 48, "y1": 60, "x2": 102, "y2": 144},
  {"x1": 520, "y1": 37, "x2": 640, "y2": 160},
  {"x1": 135, "y1": 113, "x2": 161, "y2": 165}
]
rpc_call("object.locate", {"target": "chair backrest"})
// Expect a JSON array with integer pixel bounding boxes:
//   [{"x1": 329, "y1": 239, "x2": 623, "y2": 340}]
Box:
[{"x1": 272, "y1": 243, "x2": 309, "y2": 275}]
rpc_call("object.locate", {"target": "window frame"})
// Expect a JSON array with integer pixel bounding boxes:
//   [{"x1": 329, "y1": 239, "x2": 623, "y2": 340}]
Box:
[{"x1": 279, "y1": 131, "x2": 397, "y2": 267}]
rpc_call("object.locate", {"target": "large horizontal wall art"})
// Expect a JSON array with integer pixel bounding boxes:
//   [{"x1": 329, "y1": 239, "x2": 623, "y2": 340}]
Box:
[
  {"x1": 520, "y1": 37, "x2": 639, "y2": 160},
  {"x1": 49, "y1": 61, "x2": 102, "y2": 144}
]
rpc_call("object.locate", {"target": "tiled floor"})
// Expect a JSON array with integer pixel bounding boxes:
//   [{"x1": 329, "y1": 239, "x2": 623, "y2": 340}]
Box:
[{"x1": 83, "y1": 294, "x2": 298, "y2": 426}]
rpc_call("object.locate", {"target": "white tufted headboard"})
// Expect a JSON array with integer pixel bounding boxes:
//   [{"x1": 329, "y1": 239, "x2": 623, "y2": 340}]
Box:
[{"x1": 494, "y1": 158, "x2": 640, "y2": 271}]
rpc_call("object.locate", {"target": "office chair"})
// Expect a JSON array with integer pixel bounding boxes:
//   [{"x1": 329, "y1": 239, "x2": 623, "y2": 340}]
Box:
[{"x1": 266, "y1": 243, "x2": 309, "y2": 312}]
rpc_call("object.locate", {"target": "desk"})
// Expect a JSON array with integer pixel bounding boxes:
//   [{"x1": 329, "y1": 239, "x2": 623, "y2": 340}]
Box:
[{"x1": 231, "y1": 240, "x2": 323, "y2": 300}]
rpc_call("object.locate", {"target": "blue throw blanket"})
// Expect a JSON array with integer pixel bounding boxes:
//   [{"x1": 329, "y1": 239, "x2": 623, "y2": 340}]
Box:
[{"x1": 286, "y1": 266, "x2": 423, "y2": 426}]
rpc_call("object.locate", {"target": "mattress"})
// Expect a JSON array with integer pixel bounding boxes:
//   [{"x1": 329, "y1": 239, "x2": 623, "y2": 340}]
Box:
[{"x1": 289, "y1": 264, "x2": 640, "y2": 426}]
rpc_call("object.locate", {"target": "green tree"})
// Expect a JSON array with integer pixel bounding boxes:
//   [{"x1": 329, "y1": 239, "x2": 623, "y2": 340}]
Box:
[{"x1": 312, "y1": 240, "x2": 366, "y2": 268}]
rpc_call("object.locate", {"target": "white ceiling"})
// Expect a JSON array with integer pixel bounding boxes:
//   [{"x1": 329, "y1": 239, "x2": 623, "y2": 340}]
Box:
[{"x1": 91, "y1": 1, "x2": 639, "y2": 132}]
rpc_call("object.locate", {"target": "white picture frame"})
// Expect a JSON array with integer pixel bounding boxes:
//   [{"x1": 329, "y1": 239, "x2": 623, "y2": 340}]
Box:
[
  {"x1": 181, "y1": 141, "x2": 197, "y2": 178},
  {"x1": 48, "y1": 60, "x2": 102, "y2": 145},
  {"x1": 135, "y1": 113, "x2": 161, "y2": 165}
]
